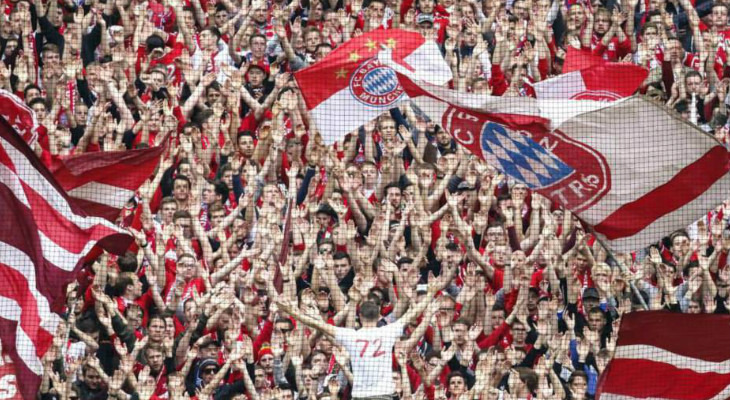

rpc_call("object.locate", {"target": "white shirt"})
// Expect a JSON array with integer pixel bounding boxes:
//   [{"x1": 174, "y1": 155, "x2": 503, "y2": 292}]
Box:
[{"x1": 334, "y1": 321, "x2": 404, "y2": 398}]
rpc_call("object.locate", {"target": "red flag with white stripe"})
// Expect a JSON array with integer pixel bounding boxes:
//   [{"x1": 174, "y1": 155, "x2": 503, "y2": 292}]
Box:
[
  {"x1": 396, "y1": 74, "x2": 730, "y2": 252},
  {"x1": 597, "y1": 311, "x2": 730, "y2": 399},
  {"x1": 49, "y1": 145, "x2": 166, "y2": 221},
  {"x1": 294, "y1": 28, "x2": 451, "y2": 144},
  {"x1": 0, "y1": 118, "x2": 131, "y2": 399},
  {"x1": 534, "y1": 63, "x2": 648, "y2": 101},
  {"x1": 0, "y1": 89, "x2": 39, "y2": 147}
]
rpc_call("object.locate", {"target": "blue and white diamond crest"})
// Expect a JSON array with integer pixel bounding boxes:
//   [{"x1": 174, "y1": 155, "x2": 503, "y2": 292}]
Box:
[{"x1": 481, "y1": 122, "x2": 574, "y2": 189}]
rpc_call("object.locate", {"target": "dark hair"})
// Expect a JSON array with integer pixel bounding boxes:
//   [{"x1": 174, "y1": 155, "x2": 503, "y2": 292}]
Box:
[
  {"x1": 514, "y1": 366, "x2": 539, "y2": 393},
  {"x1": 145, "y1": 35, "x2": 165, "y2": 52},
  {"x1": 213, "y1": 180, "x2": 229, "y2": 204},
  {"x1": 333, "y1": 251, "x2": 351, "y2": 262},
  {"x1": 173, "y1": 174, "x2": 192, "y2": 189},
  {"x1": 23, "y1": 84, "x2": 41, "y2": 98},
  {"x1": 28, "y1": 97, "x2": 48, "y2": 110},
  {"x1": 117, "y1": 251, "x2": 138, "y2": 273},
  {"x1": 360, "y1": 301, "x2": 380, "y2": 321}
]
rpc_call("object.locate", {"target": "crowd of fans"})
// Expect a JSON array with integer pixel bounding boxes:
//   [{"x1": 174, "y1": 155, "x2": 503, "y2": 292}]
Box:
[{"x1": 3, "y1": 0, "x2": 730, "y2": 396}]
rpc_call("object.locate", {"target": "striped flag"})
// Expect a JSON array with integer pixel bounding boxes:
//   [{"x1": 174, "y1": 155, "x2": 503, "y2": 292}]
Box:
[
  {"x1": 597, "y1": 311, "x2": 730, "y2": 399},
  {"x1": 49, "y1": 145, "x2": 167, "y2": 221},
  {"x1": 394, "y1": 73, "x2": 730, "y2": 252},
  {"x1": 0, "y1": 118, "x2": 131, "y2": 399},
  {"x1": 534, "y1": 63, "x2": 648, "y2": 101}
]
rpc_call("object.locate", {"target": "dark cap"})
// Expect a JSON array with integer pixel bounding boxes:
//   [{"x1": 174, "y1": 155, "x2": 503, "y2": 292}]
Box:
[{"x1": 583, "y1": 287, "x2": 600, "y2": 300}]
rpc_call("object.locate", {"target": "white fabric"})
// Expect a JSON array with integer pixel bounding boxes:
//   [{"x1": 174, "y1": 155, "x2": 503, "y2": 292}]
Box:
[{"x1": 334, "y1": 322, "x2": 404, "y2": 397}]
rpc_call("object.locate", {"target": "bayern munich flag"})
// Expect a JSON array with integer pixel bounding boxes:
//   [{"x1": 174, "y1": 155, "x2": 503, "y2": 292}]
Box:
[
  {"x1": 597, "y1": 312, "x2": 730, "y2": 399},
  {"x1": 395, "y1": 74, "x2": 730, "y2": 252},
  {"x1": 294, "y1": 29, "x2": 451, "y2": 144}
]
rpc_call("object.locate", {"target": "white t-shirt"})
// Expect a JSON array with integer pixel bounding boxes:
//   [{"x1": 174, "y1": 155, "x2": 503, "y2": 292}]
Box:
[{"x1": 334, "y1": 322, "x2": 404, "y2": 398}]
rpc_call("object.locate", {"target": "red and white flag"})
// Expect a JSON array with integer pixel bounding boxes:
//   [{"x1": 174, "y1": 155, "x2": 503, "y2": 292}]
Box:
[
  {"x1": 534, "y1": 63, "x2": 648, "y2": 101},
  {"x1": 397, "y1": 75, "x2": 730, "y2": 252},
  {"x1": 49, "y1": 145, "x2": 166, "y2": 221},
  {"x1": 0, "y1": 89, "x2": 39, "y2": 147},
  {"x1": 294, "y1": 29, "x2": 451, "y2": 144},
  {"x1": 597, "y1": 312, "x2": 730, "y2": 400},
  {"x1": 562, "y1": 46, "x2": 606, "y2": 73},
  {"x1": 0, "y1": 119, "x2": 131, "y2": 399}
]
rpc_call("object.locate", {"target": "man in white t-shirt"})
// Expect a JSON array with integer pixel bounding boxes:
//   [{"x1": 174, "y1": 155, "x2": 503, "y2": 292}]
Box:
[{"x1": 277, "y1": 281, "x2": 442, "y2": 400}]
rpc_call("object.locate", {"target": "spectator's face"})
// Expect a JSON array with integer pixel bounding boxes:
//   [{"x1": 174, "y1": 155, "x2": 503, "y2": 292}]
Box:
[
  {"x1": 248, "y1": 68, "x2": 266, "y2": 87},
  {"x1": 128, "y1": 275, "x2": 143, "y2": 297},
  {"x1": 510, "y1": 251, "x2": 526, "y2": 268},
  {"x1": 215, "y1": 10, "x2": 229, "y2": 27},
  {"x1": 260, "y1": 354, "x2": 275, "y2": 373},
  {"x1": 251, "y1": 37, "x2": 266, "y2": 58},
  {"x1": 72, "y1": 104, "x2": 88, "y2": 126},
  {"x1": 149, "y1": 318, "x2": 166, "y2": 342},
  {"x1": 688, "y1": 300, "x2": 701, "y2": 313},
  {"x1": 643, "y1": 27, "x2": 659, "y2": 47},
  {"x1": 25, "y1": 89, "x2": 41, "y2": 104},
  {"x1": 317, "y1": 291, "x2": 331, "y2": 311},
  {"x1": 303, "y1": 368, "x2": 314, "y2": 386},
  {"x1": 201, "y1": 344, "x2": 219, "y2": 358},
  {"x1": 491, "y1": 309, "x2": 505, "y2": 329},
  {"x1": 165, "y1": 317, "x2": 175, "y2": 338},
  {"x1": 436, "y1": 130, "x2": 452, "y2": 146},
  {"x1": 314, "y1": 45, "x2": 331, "y2": 61},
  {"x1": 200, "y1": 30, "x2": 217, "y2": 50},
  {"x1": 379, "y1": 119, "x2": 397, "y2": 141},
  {"x1": 239, "y1": 136, "x2": 255, "y2": 157},
  {"x1": 127, "y1": 308, "x2": 143, "y2": 330},
  {"x1": 588, "y1": 311, "x2": 606, "y2": 332},
  {"x1": 146, "y1": 349, "x2": 164, "y2": 372},
  {"x1": 281, "y1": 390, "x2": 294, "y2": 400},
  {"x1": 583, "y1": 297, "x2": 599, "y2": 311},
  {"x1": 671, "y1": 235, "x2": 689, "y2": 257},
  {"x1": 311, "y1": 353, "x2": 327, "y2": 375},
  {"x1": 448, "y1": 377, "x2": 466, "y2": 396},
  {"x1": 173, "y1": 180, "x2": 190, "y2": 202},
  {"x1": 3, "y1": 39, "x2": 16, "y2": 57},
  {"x1": 368, "y1": 1, "x2": 386, "y2": 21},
  {"x1": 512, "y1": 323, "x2": 527, "y2": 344},
  {"x1": 386, "y1": 187, "x2": 402, "y2": 207},
  {"x1": 201, "y1": 365, "x2": 218, "y2": 384},
  {"x1": 493, "y1": 246, "x2": 507, "y2": 266},
  {"x1": 223, "y1": 170, "x2": 234, "y2": 188},
  {"x1": 593, "y1": 12, "x2": 611, "y2": 35},
  {"x1": 84, "y1": 368, "x2": 103, "y2": 390},
  {"x1": 179, "y1": 257, "x2": 197, "y2": 280},
  {"x1": 253, "y1": 7, "x2": 267, "y2": 23},
  {"x1": 175, "y1": 217, "x2": 193, "y2": 239},
  {"x1": 486, "y1": 227, "x2": 505, "y2": 246},
  {"x1": 512, "y1": 0, "x2": 528, "y2": 19},
  {"x1": 182, "y1": 10, "x2": 195, "y2": 28},
  {"x1": 713, "y1": 6, "x2": 729, "y2": 28},
  {"x1": 685, "y1": 76, "x2": 702, "y2": 95},
  {"x1": 570, "y1": 375, "x2": 588, "y2": 396},
  {"x1": 207, "y1": 88, "x2": 222, "y2": 105},
  {"x1": 419, "y1": 0, "x2": 435, "y2": 13},
  {"x1": 31, "y1": 103, "x2": 47, "y2": 121},
  {"x1": 452, "y1": 323, "x2": 468, "y2": 344},
  {"x1": 184, "y1": 300, "x2": 198, "y2": 323},
  {"x1": 161, "y1": 203, "x2": 177, "y2": 223},
  {"x1": 362, "y1": 164, "x2": 377, "y2": 186},
  {"x1": 310, "y1": 3, "x2": 324, "y2": 20},
  {"x1": 202, "y1": 183, "x2": 215, "y2": 204},
  {"x1": 567, "y1": 5, "x2": 585, "y2": 29},
  {"x1": 210, "y1": 210, "x2": 225, "y2": 227},
  {"x1": 334, "y1": 258, "x2": 351, "y2": 280}
]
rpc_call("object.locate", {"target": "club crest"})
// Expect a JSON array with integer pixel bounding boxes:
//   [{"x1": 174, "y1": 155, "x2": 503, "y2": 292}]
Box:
[{"x1": 349, "y1": 58, "x2": 404, "y2": 107}]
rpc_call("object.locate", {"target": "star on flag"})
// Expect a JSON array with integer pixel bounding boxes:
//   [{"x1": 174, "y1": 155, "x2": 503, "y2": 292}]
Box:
[{"x1": 335, "y1": 68, "x2": 348, "y2": 79}]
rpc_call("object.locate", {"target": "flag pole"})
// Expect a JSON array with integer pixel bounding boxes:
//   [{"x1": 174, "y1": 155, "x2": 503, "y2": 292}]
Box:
[{"x1": 590, "y1": 233, "x2": 649, "y2": 311}]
